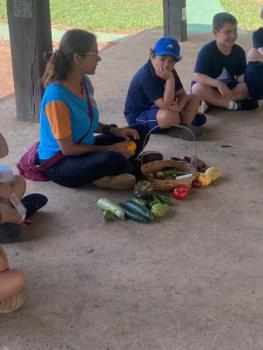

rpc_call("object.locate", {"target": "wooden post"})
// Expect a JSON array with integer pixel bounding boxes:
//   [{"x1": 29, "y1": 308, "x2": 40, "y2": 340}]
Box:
[
  {"x1": 6, "y1": 0, "x2": 52, "y2": 122},
  {"x1": 163, "y1": 0, "x2": 187, "y2": 42}
]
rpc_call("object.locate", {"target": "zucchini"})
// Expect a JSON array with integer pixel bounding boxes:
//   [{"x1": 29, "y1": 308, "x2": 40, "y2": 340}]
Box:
[
  {"x1": 97, "y1": 198, "x2": 125, "y2": 220},
  {"x1": 131, "y1": 197, "x2": 146, "y2": 206},
  {"x1": 124, "y1": 200, "x2": 154, "y2": 221},
  {"x1": 119, "y1": 203, "x2": 149, "y2": 223}
]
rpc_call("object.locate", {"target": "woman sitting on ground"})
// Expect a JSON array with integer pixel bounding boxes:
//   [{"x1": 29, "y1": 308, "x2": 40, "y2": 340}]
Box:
[{"x1": 38, "y1": 29, "x2": 149, "y2": 190}]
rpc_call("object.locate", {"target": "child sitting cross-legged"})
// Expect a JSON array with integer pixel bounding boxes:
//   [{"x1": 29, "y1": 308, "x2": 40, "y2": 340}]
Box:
[
  {"x1": 124, "y1": 36, "x2": 206, "y2": 141},
  {"x1": 192, "y1": 12, "x2": 259, "y2": 112}
]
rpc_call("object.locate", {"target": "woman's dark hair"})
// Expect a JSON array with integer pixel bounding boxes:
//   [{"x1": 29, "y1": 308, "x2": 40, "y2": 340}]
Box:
[
  {"x1": 212, "y1": 12, "x2": 237, "y2": 31},
  {"x1": 42, "y1": 29, "x2": 96, "y2": 87}
]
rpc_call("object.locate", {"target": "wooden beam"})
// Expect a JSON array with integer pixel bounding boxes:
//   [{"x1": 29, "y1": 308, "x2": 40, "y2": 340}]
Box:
[
  {"x1": 7, "y1": 0, "x2": 52, "y2": 122},
  {"x1": 163, "y1": 0, "x2": 187, "y2": 42}
]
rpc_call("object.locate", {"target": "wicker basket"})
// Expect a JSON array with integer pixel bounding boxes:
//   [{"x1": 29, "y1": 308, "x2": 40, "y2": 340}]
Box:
[{"x1": 141, "y1": 159, "x2": 197, "y2": 192}]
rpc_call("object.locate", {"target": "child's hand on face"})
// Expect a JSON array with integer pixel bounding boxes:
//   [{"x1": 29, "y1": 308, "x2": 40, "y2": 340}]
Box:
[{"x1": 155, "y1": 64, "x2": 173, "y2": 80}]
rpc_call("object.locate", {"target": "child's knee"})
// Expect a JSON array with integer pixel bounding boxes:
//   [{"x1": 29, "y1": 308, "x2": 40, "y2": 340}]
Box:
[
  {"x1": 157, "y1": 110, "x2": 180, "y2": 128},
  {"x1": 191, "y1": 83, "x2": 203, "y2": 95},
  {"x1": 7, "y1": 269, "x2": 26, "y2": 291}
]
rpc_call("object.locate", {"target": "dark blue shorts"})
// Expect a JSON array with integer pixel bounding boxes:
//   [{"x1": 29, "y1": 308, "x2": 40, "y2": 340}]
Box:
[
  {"x1": 245, "y1": 62, "x2": 263, "y2": 100},
  {"x1": 134, "y1": 105, "x2": 161, "y2": 133}
]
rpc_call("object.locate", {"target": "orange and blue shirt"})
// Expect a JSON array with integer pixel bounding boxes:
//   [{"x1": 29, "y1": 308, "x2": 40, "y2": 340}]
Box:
[{"x1": 38, "y1": 76, "x2": 99, "y2": 160}]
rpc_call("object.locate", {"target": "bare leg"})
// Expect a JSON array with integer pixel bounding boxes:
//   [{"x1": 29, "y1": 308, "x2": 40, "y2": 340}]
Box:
[
  {"x1": 0, "y1": 247, "x2": 25, "y2": 301},
  {"x1": 0, "y1": 203, "x2": 22, "y2": 224},
  {"x1": 10, "y1": 175, "x2": 26, "y2": 199},
  {"x1": 231, "y1": 83, "x2": 250, "y2": 100},
  {"x1": 192, "y1": 83, "x2": 230, "y2": 108},
  {"x1": 156, "y1": 109, "x2": 181, "y2": 129},
  {"x1": 0, "y1": 269, "x2": 25, "y2": 301},
  {"x1": 180, "y1": 94, "x2": 200, "y2": 125},
  {"x1": 0, "y1": 175, "x2": 26, "y2": 200}
]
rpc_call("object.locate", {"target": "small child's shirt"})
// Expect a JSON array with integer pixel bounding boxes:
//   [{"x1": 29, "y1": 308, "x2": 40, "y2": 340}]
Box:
[
  {"x1": 38, "y1": 76, "x2": 99, "y2": 160},
  {"x1": 124, "y1": 60, "x2": 183, "y2": 125},
  {"x1": 194, "y1": 40, "x2": 247, "y2": 85}
]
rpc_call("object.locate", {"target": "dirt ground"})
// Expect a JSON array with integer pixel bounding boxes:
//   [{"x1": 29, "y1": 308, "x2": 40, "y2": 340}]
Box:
[
  {"x1": 0, "y1": 40, "x2": 114, "y2": 101},
  {"x1": 1, "y1": 29, "x2": 263, "y2": 350}
]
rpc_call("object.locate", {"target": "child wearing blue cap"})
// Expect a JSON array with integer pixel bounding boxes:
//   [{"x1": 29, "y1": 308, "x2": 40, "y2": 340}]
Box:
[
  {"x1": 124, "y1": 36, "x2": 206, "y2": 141},
  {"x1": 192, "y1": 12, "x2": 258, "y2": 111},
  {"x1": 244, "y1": 7, "x2": 263, "y2": 101}
]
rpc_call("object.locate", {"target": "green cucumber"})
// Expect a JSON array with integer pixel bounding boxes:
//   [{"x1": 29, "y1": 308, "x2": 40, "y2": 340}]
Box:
[
  {"x1": 131, "y1": 197, "x2": 146, "y2": 206},
  {"x1": 97, "y1": 198, "x2": 125, "y2": 220},
  {"x1": 124, "y1": 200, "x2": 154, "y2": 221},
  {"x1": 119, "y1": 203, "x2": 149, "y2": 223}
]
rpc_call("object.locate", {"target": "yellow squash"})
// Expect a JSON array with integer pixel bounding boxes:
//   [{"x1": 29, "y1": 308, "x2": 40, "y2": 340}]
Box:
[
  {"x1": 205, "y1": 167, "x2": 222, "y2": 181},
  {"x1": 196, "y1": 173, "x2": 212, "y2": 186}
]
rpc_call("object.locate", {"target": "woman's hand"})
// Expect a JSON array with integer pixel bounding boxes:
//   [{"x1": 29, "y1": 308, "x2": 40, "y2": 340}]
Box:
[
  {"x1": 111, "y1": 127, "x2": 139, "y2": 140},
  {"x1": 107, "y1": 140, "x2": 135, "y2": 158}
]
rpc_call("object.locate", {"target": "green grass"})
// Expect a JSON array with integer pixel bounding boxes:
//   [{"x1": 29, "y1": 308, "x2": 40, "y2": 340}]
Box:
[
  {"x1": 220, "y1": 0, "x2": 262, "y2": 31},
  {"x1": 0, "y1": 0, "x2": 163, "y2": 32}
]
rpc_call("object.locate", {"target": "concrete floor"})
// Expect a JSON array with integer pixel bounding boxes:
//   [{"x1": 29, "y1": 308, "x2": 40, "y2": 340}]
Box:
[{"x1": 0, "y1": 29, "x2": 263, "y2": 350}]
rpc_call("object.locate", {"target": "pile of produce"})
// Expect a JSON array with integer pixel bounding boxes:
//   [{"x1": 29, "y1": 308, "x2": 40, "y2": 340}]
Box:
[
  {"x1": 97, "y1": 181, "x2": 171, "y2": 223},
  {"x1": 97, "y1": 161, "x2": 222, "y2": 224}
]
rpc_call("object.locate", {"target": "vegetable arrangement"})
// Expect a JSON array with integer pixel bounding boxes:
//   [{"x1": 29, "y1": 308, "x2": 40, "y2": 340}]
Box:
[
  {"x1": 97, "y1": 162, "x2": 223, "y2": 224},
  {"x1": 97, "y1": 181, "x2": 171, "y2": 223}
]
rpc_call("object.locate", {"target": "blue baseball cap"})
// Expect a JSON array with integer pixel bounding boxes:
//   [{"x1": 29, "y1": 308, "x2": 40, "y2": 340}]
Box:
[{"x1": 153, "y1": 36, "x2": 181, "y2": 61}]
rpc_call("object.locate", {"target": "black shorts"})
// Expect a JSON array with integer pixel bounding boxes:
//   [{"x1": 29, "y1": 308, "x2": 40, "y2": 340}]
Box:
[{"x1": 244, "y1": 62, "x2": 263, "y2": 100}]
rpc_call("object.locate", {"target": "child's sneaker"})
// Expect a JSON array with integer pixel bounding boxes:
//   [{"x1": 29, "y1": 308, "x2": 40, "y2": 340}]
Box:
[
  {"x1": 93, "y1": 173, "x2": 136, "y2": 190},
  {"x1": 0, "y1": 292, "x2": 26, "y2": 313},
  {"x1": 192, "y1": 113, "x2": 207, "y2": 126},
  {"x1": 21, "y1": 193, "x2": 48, "y2": 219},
  {"x1": 168, "y1": 125, "x2": 202, "y2": 141},
  {"x1": 237, "y1": 99, "x2": 259, "y2": 111}
]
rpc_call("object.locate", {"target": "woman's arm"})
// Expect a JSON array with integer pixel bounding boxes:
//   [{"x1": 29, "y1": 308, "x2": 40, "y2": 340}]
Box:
[{"x1": 57, "y1": 135, "x2": 132, "y2": 158}]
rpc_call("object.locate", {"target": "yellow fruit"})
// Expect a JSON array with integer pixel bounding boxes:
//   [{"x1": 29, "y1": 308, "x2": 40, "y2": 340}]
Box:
[
  {"x1": 196, "y1": 173, "x2": 212, "y2": 186},
  {"x1": 205, "y1": 167, "x2": 222, "y2": 181},
  {"x1": 127, "y1": 141, "x2": 137, "y2": 153}
]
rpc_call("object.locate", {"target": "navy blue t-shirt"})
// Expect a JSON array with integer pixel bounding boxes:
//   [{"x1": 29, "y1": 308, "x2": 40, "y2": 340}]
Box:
[
  {"x1": 124, "y1": 60, "x2": 183, "y2": 125},
  {"x1": 194, "y1": 41, "x2": 247, "y2": 85}
]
